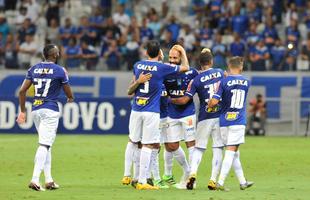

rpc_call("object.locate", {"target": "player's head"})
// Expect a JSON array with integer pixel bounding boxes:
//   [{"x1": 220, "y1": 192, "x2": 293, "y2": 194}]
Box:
[
  {"x1": 199, "y1": 48, "x2": 213, "y2": 70},
  {"x1": 169, "y1": 46, "x2": 182, "y2": 65},
  {"x1": 43, "y1": 44, "x2": 60, "y2": 63},
  {"x1": 146, "y1": 40, "x2": 160, "y2": 59},
  {"x1": 228, "y1": 56, "x2": 244, "y2": 73}
]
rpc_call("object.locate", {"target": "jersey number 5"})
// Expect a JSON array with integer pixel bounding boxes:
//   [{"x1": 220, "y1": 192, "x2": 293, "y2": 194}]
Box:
[
  {"x1": 230, "y1": 89, "x2": 245, "y2": 109},
  {"x1": 33, "y1": 78, "x2": 51, "y2": 97},
  {"x1": 140, "y1": 81, "x2": 149, "y2": 93}
]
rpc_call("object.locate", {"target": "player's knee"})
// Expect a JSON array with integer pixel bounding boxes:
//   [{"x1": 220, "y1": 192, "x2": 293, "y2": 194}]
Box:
[
  {"x1": 153, "y1": 143, "x2": 160, "y2": 149},
  {"x1": 226, "y1": 145, "x2": 239, "y2": 152}
]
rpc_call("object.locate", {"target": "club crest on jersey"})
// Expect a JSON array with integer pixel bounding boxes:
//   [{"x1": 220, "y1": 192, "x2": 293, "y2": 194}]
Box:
[
  {"x1": 225, "y1": 112, "x2": 239, "y2": 121},
  {"x1": 200, "y1": 72, "x2": 221, "y2": 82},
  {"x1": 169, "y1": 90, "x2": 185, "y2": 96},
  {"x1": 136, "y1": 96, "x2": 149, "y2": 106},
  {"x1": 227, "y1": 79, "x2": 248, "y2": 86},
  {"x1": 137, "y1": 64, "x2": 157, "y2": 71},
  {"x1": 34, "y1": 68, "x2": 54, "y2": 74}
]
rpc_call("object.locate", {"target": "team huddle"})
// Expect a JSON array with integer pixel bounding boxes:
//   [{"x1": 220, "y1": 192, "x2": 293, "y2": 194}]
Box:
[{"x1": 123, "y1": 40, "x2": 254, "y2": 191}]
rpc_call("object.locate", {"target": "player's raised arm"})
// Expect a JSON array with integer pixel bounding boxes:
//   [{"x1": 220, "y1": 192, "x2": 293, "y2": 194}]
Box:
[
  {"x1": 171, "y1": 45, "x2": 189, "y2": 72},
  {"x1": 127, "y1": 72, "x2": 152, "y2": 95},
  {"x1": 16, "y1": 79, "x2": 32, "y2": 124}
]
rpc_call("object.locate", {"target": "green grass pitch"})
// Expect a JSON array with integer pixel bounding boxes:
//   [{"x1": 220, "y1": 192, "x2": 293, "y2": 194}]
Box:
[{"x1": 0, "y1": 134, "x2": 309, "y2": 200}]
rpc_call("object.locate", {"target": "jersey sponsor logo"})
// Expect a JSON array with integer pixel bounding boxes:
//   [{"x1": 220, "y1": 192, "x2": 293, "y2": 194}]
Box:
[
  {"x1": 34, "y1": 68, "x2": 54, "y2": 74},
  {"x1": 161, "y1": 90, "x2": 168, "y2": 97},
  {"x1": 227, "y1": 79, "x2": 248, "y2": 87},
  {"x1": 33, "y1": 99, "x2": 44, "y2": 106},
  {"x1": 200, "y1": 72, "x2": 222, "y2": 82},
  {"x1": 225, "y1": 112, "x2": 239, "y2": 121},
  {"x1": 136, "y1": 96, "x2": 149, "y2": 106},
  {"x1": 169, "y1": 90, "x2": 185, "y2": 96},
  {"x1": 136, "y1": 64, "x2": 158, "y2": 71}
]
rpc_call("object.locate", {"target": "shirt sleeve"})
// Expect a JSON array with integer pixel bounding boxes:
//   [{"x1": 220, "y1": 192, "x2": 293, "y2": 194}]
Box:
[
  {"x1": 212, "y1": 80, "x2": 224, "y2": 100},
  {"x1": 162, "y1": 63, "x2": 180, "y2": 77},
  {"x1": 60, "y1": 67, "x2": 69, "y2": 84},
  {"x1": 185, "y1": 79, "x2": 196, "y2": 98},
  {"x1": 25, "y1": 68, "x2": 32, "y2": 80}
]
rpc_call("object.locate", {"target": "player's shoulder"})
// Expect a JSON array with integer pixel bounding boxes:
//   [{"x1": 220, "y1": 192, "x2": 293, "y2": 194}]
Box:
[{"x1": 185, "y1": 67, "x2": 198, "y2": 76}]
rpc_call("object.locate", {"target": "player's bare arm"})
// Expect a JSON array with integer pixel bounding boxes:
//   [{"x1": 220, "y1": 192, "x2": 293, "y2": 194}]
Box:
[
  {"x1": 208, "y1": 98, "x2": 219, "y2": 108},
  {"x1": 172, "y1": 45, "x2": 189, "y2": 72},
  {"x1": 63, "y1": 84, "x2": 74, "y2": 102},
  {"x1": 170, "y1": 96, "x2": 191, "y2": 105},
  {"x1": 127, "y1": 72, "x2": 152, "y2": 95},
  {"x1": 16, "y1": 79, "x2": 32, "y2": 124}
]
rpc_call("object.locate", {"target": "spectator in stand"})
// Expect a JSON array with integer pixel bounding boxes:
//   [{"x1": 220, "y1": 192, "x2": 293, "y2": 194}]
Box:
[
  {"x1": 112, "y1": 4, "x2": 130, "y2": 34},
  {"x1": 286, "y1": 18, "x2": 300, "y2": 47},
  {"x1": 58, "y1": 17, "x2": 76, "y2": 46},
  {"x1": 125, "y1": 29, "x2": 140, "y2": 71},
  {"x1": 45, "y1": 0, "x2": 60, "y2": 26},
  {"x1": 46, "y1": 18, "x2": 59, "y2": 44},
  {"x1": 270, "y1": 38, "x2": 286, "y2": 71},
  {"x1": 76, "y1": 16, "x2": 97, "y2": 46},
  {"x1": 140, "y1": 17, "x2": 153, "y2": 44},
  {"x1": 262, "y1": 19, "x2": 278, "y2": 50},
  {"x1": 282, "y1": 48, "x2": 298, "y2": 71},
  {"x1": 212, "y1": 32, "x2": 227, "y2": 69},
  {"x1": 19, "y1": 0, "x2": 40, "y2": 23},
  {"x1": 246, "y1": 0, "x2": 262, "y2": 23},
  {"x1": 0, "y1": 33, "x2": 4, "y2": 64},
  {"x1": 4, "y1": 33, "x2": 19, "y2": 69},
  {"x1": 147, "y1": 12, "x2": 161, "y2": 40},
  {"x1": 249, "y1": 39, "x2": 270, "y2": 71},
  {"x1": 160, "y1": 30, "x2": 175, "y2": 52},
  {"x1": 17, "y1": 18, "x2": 36, "y2": 44},
  {"x1": 285, "y1": 2, "x2": 298, "y2": 27},
  {"x1": 218, "y1": 1, "x2": 230, "y2": 34},
  {"x1": 104, "y1": 39, "x2": 121, "y2": 70},
  {"x1": 63, "y1": 37, "x2": 81, "y2": 69},
  {"x1": 18, "y1": 34, "x2": 37, "y2": 69},
  {"x1": 165, "y1": 15, "x2": 181, "y2": 43},
  {"x1": 0, "y1": 14, "x2": 9, "y2": 42},
  {"x1": 104, "y1": 17, "x2": 121, "y2": 41},
  {"x1": 230, "y1": 33, "x2": 246, "y2": 57},
  {"x1": 100, "y1": 0, "x2": 112, "y2": 17},
  {"x1": 15, "y1": 6, "x2": 28, "y2": 29},
  {"x1": 303, "y1": 1, "x2": 310, "y2": 32},
  {"x1": 178, "y1": 24, "x2": 196, "y2": 53},
  {"x1": 245, "y1": 22, "x2": 260, "y2": 52},
  {"x1": 80, "y1": 40, "x2": 98, "y2": 70},
  {"x1": 198, "y1": 20, "x2": 213, "y2": 48},
  {"x1": 89, "y1": 7, "x2": 105, "y2": 44},
  {"x1": 231, "y1": 4, "x2": 248, "y2": 36}
]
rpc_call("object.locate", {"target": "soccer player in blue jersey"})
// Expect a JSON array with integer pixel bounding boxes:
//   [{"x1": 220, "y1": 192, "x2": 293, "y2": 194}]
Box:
[
  {"x1": 127, "y1": 41, "x2": 190, "y2": 190},
  {"x1": 170, "y1": 48, "x2": 225, "y2": 190},
  {"x1": 16, "y1": 44, "x2": 74, "y2": 191},
  {"x1": 208, "y1": 56, "x2": 254, "y2": 191},
  {"x1": 161, "y1": 46, "x2": 198, "y2": 189}
]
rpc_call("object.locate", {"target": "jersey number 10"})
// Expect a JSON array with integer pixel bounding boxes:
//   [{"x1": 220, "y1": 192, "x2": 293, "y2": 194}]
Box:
[
  {"x1": 33, "y1": 78, "x2": 51, "y2": 97},
  {"x1": 230, "y1": 89, "x2": 245, "y2": 109}
]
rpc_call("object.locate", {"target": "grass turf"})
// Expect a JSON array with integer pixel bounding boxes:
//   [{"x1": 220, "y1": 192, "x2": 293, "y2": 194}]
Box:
[{"x1": 0, "y1": 134, "x2": 309, "y2": 200}]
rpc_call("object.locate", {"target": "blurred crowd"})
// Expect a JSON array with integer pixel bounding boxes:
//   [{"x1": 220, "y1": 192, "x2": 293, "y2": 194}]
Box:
[{"x1": 1, "y1": 0, "x2": 310, "y2": 71}]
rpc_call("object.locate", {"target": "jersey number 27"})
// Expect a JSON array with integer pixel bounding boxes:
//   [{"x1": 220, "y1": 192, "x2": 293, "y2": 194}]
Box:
[{"x1": 33, "y1": 78, "x2": 51, "y2": 97}]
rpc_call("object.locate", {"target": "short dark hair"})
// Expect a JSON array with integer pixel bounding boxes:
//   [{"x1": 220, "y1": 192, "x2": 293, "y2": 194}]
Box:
[
  {"x1": 228, "y1": 56, "x2": 244, "y2": 68},
  {"x1": 199, "y1": 51, "x2": 213, "y2": 66},
  {"x1": 146, "y1": 40, "x2": 160, "y2": 58},
  {"x1": 43, "y1": 44, "x2": 58, "y2": 59}
]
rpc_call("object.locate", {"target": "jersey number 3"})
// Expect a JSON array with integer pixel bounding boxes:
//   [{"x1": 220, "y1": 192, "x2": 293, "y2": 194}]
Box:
[
  {"x1": 140, "y1": 81, "x2": 149, "y2": 93},
  {"x1": 33, "y1": 78, "x2": 51, "y2": 97},
  {"x1": 230, "y1": 89, "x2": 245, "y2": 109}
]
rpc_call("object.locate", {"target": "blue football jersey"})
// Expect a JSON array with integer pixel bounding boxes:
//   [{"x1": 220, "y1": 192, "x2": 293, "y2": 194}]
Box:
[
  {"x1": 164, "y1": 67, "x2": 198, "y2": 119},
  {"x1": 132, "y1": 60, "x2": 180, "y2": 113},
  {"x1": 213, "y1": 75, "x2": 250, "y2": 126},
  {"x1": 25, "y1": 62, "x2": 69, "y2": 112},
  {"x1": 186, "y1": 68, "x2": 224, "y2": 122},
  {"x1": 160, "y1": 85, "x2": 168, "y2": 119}
]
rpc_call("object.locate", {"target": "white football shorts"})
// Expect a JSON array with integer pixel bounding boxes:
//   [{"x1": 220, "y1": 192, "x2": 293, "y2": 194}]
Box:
[
  {"x1": 195, "y1": 118, "x2": 224, "y2": 149},
  {"x1": 129, "y1": 110, "x2": 160, "y2": 144},
  {"x1": 160, "y1": 117, "x2": 168, "y2": 144},
  {"x1": 164, "y1": 114, "x2": 196, "y2": 143},
  {"x1": 32, "y1": 108, "x2": 60, "y2": 146},
  {"x1": 220, "y1": 125, "x2": 246, "y2": 146}
]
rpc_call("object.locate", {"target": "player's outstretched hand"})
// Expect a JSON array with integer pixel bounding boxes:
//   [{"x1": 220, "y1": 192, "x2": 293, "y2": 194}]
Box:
[
  {"x1": 16, "y1": 112, "x2": 26, "y2": 124},
  {"x1": 137, "y1": 72, "x2": 152, "y2": 84}
]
